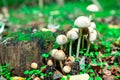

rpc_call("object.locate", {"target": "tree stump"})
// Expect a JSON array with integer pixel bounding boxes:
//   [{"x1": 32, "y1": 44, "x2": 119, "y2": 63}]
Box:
[{"x1": 0, "y1": 39, "x2": 52, "y2": 77}]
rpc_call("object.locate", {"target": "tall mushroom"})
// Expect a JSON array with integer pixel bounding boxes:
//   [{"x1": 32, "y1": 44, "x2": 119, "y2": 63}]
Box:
[
  {"x1": 86, "y1": 4, "x2": 99, "y2": 21},
  {"x1": 56, "y1": 34, "x2": 67, "y2": 50},
  {"x1": 67, "y1": 30, "x2": 78, "y2": 56},
  {"x1": 74, "y1": 16, "x2": 91, "y2": 58},
  {"x1": 53, "y1": 50, "x2": 66, "y2": 70},
  {"x1": 86, "y1": 30, "x2": 97, "y2": 53}
]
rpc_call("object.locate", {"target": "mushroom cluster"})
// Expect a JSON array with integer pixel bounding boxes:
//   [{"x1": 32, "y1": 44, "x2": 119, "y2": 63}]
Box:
[{"x1": 49, "y1": 14, "x2": 98, "y2": 75}]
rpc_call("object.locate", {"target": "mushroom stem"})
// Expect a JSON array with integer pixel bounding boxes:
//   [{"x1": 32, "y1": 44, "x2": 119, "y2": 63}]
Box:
[
  {"x1": 60, "y1": 45, "x2": 63, "y2": 50},
  {"x1": 82, "y1": 36, "x2": 84, "y2": 49},
  {"x1": 89, "y1": 14, "x2": 92, "y2": 21},
  {"x1": 86, "y1": 43, "x2": 91, "y2": 53},
  {"x1": 59, "y1": 61, "x2": 63, "y2": 70},
  {"x1": 76, "y1": 29, "x2": 82, "y2": 58},
  {"x1": 69, "y1": 40, "x2": 72, "y2": 56}
]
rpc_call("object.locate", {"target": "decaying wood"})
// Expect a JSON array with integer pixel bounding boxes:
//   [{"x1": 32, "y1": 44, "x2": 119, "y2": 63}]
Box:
[{"x1": 0, "y1": 39, "x2": 52, "y2": 76}]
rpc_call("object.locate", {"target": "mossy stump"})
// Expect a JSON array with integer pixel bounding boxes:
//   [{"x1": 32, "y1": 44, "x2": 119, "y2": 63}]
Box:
[{"x1": 0, "y1": 39, "x2": 52, "y2": 76}]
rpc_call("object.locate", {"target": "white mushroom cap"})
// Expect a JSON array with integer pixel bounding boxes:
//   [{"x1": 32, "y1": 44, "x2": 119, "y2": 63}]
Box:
[
  {"x1": 51, "y1": 49, "x2": 58, "y2": 57},
  {"x1": 47, "y1": 60, "x2": 53, "y2": 66},
  {"x1": 71, "y1": 28, "x2": 79, "y2": 33},
  {"x1": 56, "y1": 35, "x2": 67, "y2": 45},
  {"x1": 87, "y1": 4, "x2": 99, "y2": 12},
  {"x1": 88, "y1": 27, "x2": 94, "y2": 33},
  {"x1": 89, "y1": 30, "x2": 97, "y2": 43},
  {"x1": 92, "y1": 30, "x2": 97, "y2": 36},
  {"x1": 54, "y1": 50, "x2": 66, "y2": 61},
  {"x1": 90, "y1": 22, "x2": 96, "y2": 29},
  {"x1": 31, "y1": 62, "x2": 38, "y2": 69},
  {"x1": 62, "y1": 65, "x2": 71, "y2": 73},
  {"x1": 74, "y1": 16, "x2": 91, "y2": 28},
  {"x1": 67, "y1": 30, "x2": 78, "y2": 40}
]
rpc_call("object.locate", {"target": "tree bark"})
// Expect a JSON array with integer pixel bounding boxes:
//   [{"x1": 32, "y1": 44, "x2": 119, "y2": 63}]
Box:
[{"x1": 0, "y1": 39, "x2": 52, "y2": 76}]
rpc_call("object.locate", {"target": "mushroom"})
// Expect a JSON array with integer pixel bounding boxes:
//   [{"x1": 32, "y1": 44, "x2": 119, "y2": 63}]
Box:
[
  {"x1": 67, "y1": 30, "x2": 78, "y2": 40},
  {"x1": 88, "y1": 26, "x2": 94, "y2": 33},
  {"x1": 87, "y1": 4, "x2": 99, "y2": 12},
  {"x1": 74, "y1": 16, "x2": 91, "y2": 58},
  {"x1": 54, "y1": 50, "x2": 66, "y2": 61},
  {"x1": 31, "y1": 62, "x2": 38, "y2": 69},
  {"x1": 33, "y1": 77, "x2": 41, "y2": 80},
  {"x1": 74, "y1": 16, "x2": 91, "y2": 28},
  {"x1": 71, "y1": 28, "x2": 79, "y2": 33},
  {"x1": 89, "y1": 30, "x2": 97, "y2": 43},
  {"x1": 53, "y1": 50, "x2": 66, "y2": 70},
  {"x1": 50, "y1": 49, "x2": 58, "y2": 57},
  {"x1": 62, "y1": 65, "x2": 71, "y2": 73},
  {"x1": 90, "y1": 22, "x2": 96, "y2": 29},
  {"x1": 50, "y1": 49, "x2": 58, "y2": 64},
  {"x1": 65, "y1": 56, "x2": 75, "y2": 66},
  {"x1": 68, "y1": 56, "x2": 75, "y2": 63},
  {"x1": 56, "y1": 35, "x2": 67, "y2": 50},
  {"x1": 47, "y1": 60, "x2": 53, "y2": 66},
  {"x1": 86, "y1": 30, "x2": 97, "y2": 53},
  {"x1": 86, "y1": 4, "x2": 99, "y2": 21},
  {"x1": 67, "y1": 30, "x2": 78, "y2": 56}
]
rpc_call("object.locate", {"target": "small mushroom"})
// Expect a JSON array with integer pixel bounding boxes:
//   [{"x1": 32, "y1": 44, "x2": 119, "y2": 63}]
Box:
[
  {"x1": 88, "y1": 27, "x2": 94, "y2": 33},
  {"x1": 67, "y1": 30, "x2": 78, "y2": 56},
  {"x1": 50, "y1": 49, "x2": 58, "y2": 57},
  {"x1": 56, "y1": 35, "x2": 67, "y2": 50},
  {"x1": 87, "y1": 4, "x2": 99, "y2": 12},
  {"x1": 86, "y1": 4, "x2": 99, "y2": 21},
  {"x1": 65, "y1": 56, "x2": 75, "y2": 66},
  {"x1": 89, "y1": 30, "x2": 97, "y2": 43},
  {"x1": 54, "y1": 50, "x2": 66, "y2": 61},
  {"x1": 71, "y1": 28, "x2": 79, "y2": 33},
  {"x1": 90, "y1": 22, "x2": 96, "y2": 29},
  {"x1": 33, "y1": 77, "x2": 41, "y2": 80},
  {"x1": 74, "y1": 16, "x2": 91, "y2": 58},
  {"x1": 67, "y1": 30, "x2": 78, "y2": 40},
  {"x1": 62, "y1": 65, "x2": 71, "y2": 73},
  {"x1": 54, "y1": 50, "x2": 66, "y2": 69},
  {"x1": 31, "y1": 62, "x2": 38, "y2": 69},
  {"x1": 68, "y1": 56, "x2": 75, "y2": 63},
  {"x1": 47, "y1": 60, "x2": 53, "y2": 66}
]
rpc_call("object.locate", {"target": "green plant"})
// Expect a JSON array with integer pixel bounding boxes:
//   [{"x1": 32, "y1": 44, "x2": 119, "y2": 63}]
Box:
[
  {"x1": 0, "y1": 64, "x2": 12, "y2": 80},
  {"x1": 24, "y1": 67, "x2": 47, "y2": 80}
]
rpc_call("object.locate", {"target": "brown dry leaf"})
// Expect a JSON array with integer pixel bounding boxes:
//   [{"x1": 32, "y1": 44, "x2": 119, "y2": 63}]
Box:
[
  {"x1": 103, "y1": 68, "x2": 111, "y2": 75},
  {"x1": 111, "y1": 66, "x2": 120, "y2": 76},
  {"x1": 90, "y1": 63, "x2": 102, "y2": 74},
  {"x1": 103, "y1": 75, "x2": 114, "y2": 80}
]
